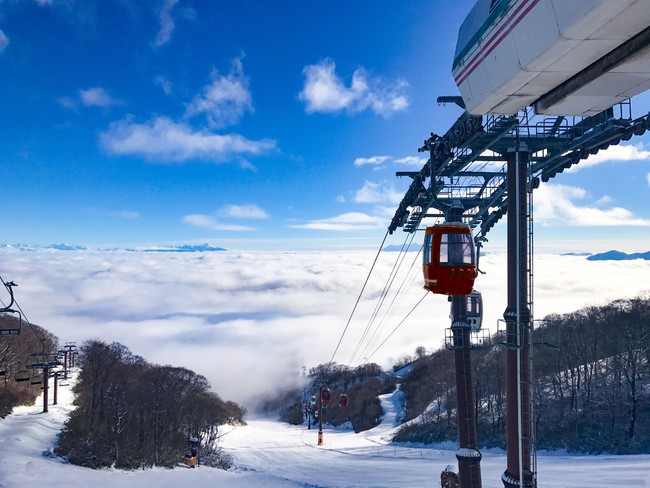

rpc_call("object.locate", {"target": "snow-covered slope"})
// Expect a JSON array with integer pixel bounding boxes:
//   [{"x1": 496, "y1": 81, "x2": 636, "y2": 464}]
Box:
[{"x1": 1, "y1": 377, "x2": 650, "y2": 487}]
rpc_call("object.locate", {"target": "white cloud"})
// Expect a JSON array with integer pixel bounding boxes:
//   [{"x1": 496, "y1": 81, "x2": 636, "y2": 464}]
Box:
[
  {"x1": 183, "y1": 214, "x2": 255, "y2": 231},
  {"x1": 154, "y1": 75, "x2": 173, "y2": 95},
  {"x1": 185, "y1": 58, "x2": 253, "y2": 128},
  {"x1": 219, "y1": 204, "x2": 268, "y2": 219},
  {"x1": 534, "y1": 183, "x2": 650, "y2": 226},
  {"x1": 99, "y1": 116, "x2": 276, "y2": 163},
  {"x1": 153, "y1": 0, "x2": 179, "y2": 47},
  {"x1": 60, "y1": 87, "x2": 121, "y2": 110},
  {"x1": 299, "y1": 59, "x2": 409, "y2": 116},
  {"x1": 571, "y1": 143, "x2": 650, "y2": 171},
  {"x1": 593, "y1": 195, "x2": 614, "y2": 206},
  {"x1": 58, "y1": 96, "x2": 77, "y2": 110},
  {"x1": 353, "y1": 181, "x2": 402, "y2": 205},
  {"x1": 394, "y1": 156, "x2": 427, "y2": 167},
  {"x1": 79, "y1": 87, "x2": 120, "y2": 107},
  {"x1": 183, "y1": 203, "x2": 268, "y2": 232},
  {"x1": 289, "y1": 212, "x2": 386, "y2": 231},
  {"x1": 0, "y1": 30, "x2": 8, "y2": 53},
  {"x1": 354, "y1": 155, "x2": 427, "y2": 169},
  {"x1": 354, "y1": 155, "x2": 391, "y2": 167}
]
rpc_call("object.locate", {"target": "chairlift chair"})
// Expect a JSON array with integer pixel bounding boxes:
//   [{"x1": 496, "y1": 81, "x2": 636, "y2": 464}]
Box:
[
  {"x1": 0, "y1": 281, "x2": 21, "y2": 336},
  {"x1": 15, "y1": 370, "x2": 30, "y2": 383},
  {"x1": 0, "y1": 310, "x2": 22, "y2": 336}
]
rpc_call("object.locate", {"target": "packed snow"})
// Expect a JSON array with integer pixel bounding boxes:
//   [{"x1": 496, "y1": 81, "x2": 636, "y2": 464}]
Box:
[{"x1": 1, "y1": 375, "x2": 649, "y2": 487}]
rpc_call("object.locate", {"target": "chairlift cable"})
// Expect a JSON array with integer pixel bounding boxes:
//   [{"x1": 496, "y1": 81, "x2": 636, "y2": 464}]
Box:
[{"x1": 328, "y1": 230, "x2": 389, "y2": 366}]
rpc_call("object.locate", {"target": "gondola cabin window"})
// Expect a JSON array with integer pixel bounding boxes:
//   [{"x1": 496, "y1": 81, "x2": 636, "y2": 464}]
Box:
[
  {"x1": 423, "y1": 224, "x2": 477, "y2": 296},
  {"x1": 439, "y1": 232, "x2": 474, "y2": 265},
  {"x1": 423, "y1": 231, "x2": 433, "y2": 266}
]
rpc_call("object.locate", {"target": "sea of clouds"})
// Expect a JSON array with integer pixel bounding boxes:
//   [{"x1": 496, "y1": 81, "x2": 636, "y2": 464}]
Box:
[{"x1": 1, "y1": 248, "x2": 648, "y2": 409}]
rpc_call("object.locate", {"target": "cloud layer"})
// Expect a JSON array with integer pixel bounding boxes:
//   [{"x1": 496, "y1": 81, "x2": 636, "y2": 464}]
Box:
[{"x1": 2, "y1": 249, "x2": 649, "y2": 409}]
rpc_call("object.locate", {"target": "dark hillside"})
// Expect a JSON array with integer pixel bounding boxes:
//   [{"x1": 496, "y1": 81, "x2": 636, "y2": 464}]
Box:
[
  {"x1": 280, "y1": 362, "x2": 396, "y2": 433},
  {"x1": 0, "y1": 313, "x2": 58, "y2": 417},
  {"x1": 394, "y1": 294, "x2": 650, "y2": 453}
]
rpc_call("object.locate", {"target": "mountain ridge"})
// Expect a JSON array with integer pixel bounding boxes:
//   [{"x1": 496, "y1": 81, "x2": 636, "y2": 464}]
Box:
[
  {"x1": 587, "y1": 250, "x2": 650, "y2": 261},
  {"x1": 0, "y1": 243, "x2": 227, "y2": 253}
]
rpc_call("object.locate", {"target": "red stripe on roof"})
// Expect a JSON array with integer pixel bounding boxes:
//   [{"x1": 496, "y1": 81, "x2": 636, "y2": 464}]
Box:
[{"x1": 454, "y1": 0, "x2": 541, "y2": 87}]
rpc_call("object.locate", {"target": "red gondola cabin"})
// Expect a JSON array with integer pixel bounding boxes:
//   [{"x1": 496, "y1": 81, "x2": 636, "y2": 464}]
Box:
[
  {"x1": 423, "y1": 223, "x2": 476, "y2": 296},
  {"x1": 321, "y1": 387, "x2": 331, "y2": 405},
  {"x1": 339, "y1": 393, "x2": 348, "y2": 408}
]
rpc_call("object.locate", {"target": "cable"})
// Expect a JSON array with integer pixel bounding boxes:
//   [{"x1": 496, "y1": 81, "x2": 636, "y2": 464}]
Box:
[
  {"x1": 347, "y1": 232, "x2": 413, "y2": 365},
  {"x1": 354, "y1": 238, "x2": 423, "y2": 364},
  {"x1": 362, "y1": 291, "x2": 429, "y2": 365},
  {"x1": 328, "y1": 230, "x2": 389, "y2": 365}
]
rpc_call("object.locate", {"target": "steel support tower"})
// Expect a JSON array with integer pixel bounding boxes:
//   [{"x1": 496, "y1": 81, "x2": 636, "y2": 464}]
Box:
[{"x1": 389, "y1": 98, "x2": 650, "y2": 488}]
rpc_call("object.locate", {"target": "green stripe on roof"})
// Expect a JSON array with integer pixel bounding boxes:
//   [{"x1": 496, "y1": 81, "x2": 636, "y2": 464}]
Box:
[{"x1": 452, "y1": 0, "x2": 518, "y2": 71}]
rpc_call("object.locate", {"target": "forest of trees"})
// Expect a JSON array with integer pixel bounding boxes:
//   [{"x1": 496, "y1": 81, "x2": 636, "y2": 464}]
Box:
[
  {"x1": 1, "y1": 314, "x2": 246, "y2": 470},
  {"x1": 55, "y1": 340, "x2": 246, "y2": 469},
  {"x1": 394, "y1": 294, "x2": 650, "y2": 454},
  {"x1": 0, "y1": 313, "x2": 58, "y2": 417},
  {"x1": 278, "y1": 362, "x2": 396, "y2": 433}
]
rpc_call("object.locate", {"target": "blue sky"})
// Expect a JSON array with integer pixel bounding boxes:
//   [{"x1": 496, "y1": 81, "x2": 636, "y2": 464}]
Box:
[{"x1": 1, "y1": 0, "x2": 649, "y2": 252}]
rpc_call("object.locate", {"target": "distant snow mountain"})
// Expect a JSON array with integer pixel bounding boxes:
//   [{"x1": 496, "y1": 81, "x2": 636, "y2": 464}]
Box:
[
  {"x1": 587, "y1": 250, "x2": 650, "y2": 261},
  {"x1": 47, "y1": 243, "x2": 88, "y2": 251},
  {"x1": 136, "y1": 244, "x2": 227, "y2": 253},
  {"x1": 0, "y1": 243, "x2": 38, "y2": 251},
  {"x1": 0, "y1": 243, "x2": 227, "y2": 252},
  {"x1": 380, "y1": 245, "x2": 650, "y2": 261},
  {"x1": 0, "y1": 243, "x2": 87, "y2": 251}
]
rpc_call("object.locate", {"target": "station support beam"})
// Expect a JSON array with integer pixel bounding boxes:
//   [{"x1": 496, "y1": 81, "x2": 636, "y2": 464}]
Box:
[{"x1": 502, "y1": 145, "x2": 535, "y2": 488}]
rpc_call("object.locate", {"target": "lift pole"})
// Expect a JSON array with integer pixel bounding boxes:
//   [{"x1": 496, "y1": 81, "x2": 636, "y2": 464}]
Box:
[
  {"x1": 61, "y1": 343, "x2": 77, "y2": 379},
  {"x1": 53, "y1": 370, "x2": 58, "y2": 406},
  {"x1": 317, "y1": 385, "x2": 324, "y2": 446},
  {"x1": 448, "y1": 204, "x2": 482, "y2": 488},
  {"x1": 27, "y1": 359, "x2": 60, "y2": 413},
  {"x1": 502, "y1": 145, "x2": 534, "y2": 488}
]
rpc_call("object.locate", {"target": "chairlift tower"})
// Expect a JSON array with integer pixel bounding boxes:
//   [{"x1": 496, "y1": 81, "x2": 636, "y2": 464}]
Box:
[{"x1": 27, "y1": 354, "x2": 61, "y2": 413}]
